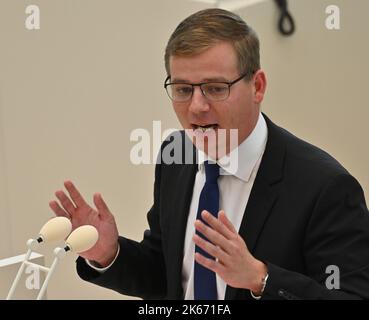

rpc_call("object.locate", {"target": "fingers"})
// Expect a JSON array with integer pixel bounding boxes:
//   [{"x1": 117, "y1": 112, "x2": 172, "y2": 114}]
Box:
[
  {"x1": 93, "y1": 193, "x2": 112, "y2": 219},
  {"x1": 55, "y1": 190, "x2": 76, "y2": 216},
  {"x1": 49, "y1": 200, "x2": 70, "y2": 219},
  {"x1": 195, "y1": 218, "x2": 234, "y2": 254},
  {"x1": 52, "y1": 181, "x2": 112, "y2": 221},
  {"x1": 194, "y1": 252, "x2": 225, "y2": 275},
  {"x1": 193, "y1": 233, "x2": 229, "y2": 262},
  {"x1": 201, "y1": 210, "x2": 237, "y2": 240},
  {"x1": 218, "y1": 210, "x2": 237, "y2": 234},
  {"x1": 64, "y1": 180, "x2": 87, "y2": 208}
]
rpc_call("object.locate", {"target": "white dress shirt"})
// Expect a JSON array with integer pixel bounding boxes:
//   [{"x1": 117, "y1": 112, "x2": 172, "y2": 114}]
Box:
[
  {"x1": 88, "y1": 113, "x2": 268, "y2": 300},
  {"x1": 182, "y1": 113, "x2": 268, "y2": 299}
]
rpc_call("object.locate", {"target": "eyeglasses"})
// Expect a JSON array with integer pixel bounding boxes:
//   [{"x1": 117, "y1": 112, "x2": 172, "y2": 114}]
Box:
[{"x1": 164, "y1": 72, "x2": 252, "y2": 102}]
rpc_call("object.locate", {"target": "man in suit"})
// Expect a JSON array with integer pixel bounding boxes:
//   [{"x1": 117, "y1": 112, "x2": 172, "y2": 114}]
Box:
[{"x1": 49, "y1": 8, "x2": 369, "y2": 299}]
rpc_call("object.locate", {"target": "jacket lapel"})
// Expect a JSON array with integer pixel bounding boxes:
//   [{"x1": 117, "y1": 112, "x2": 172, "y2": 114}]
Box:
[
  {"x1": 165, "y1": 133, "x2": 198, "y2": 298},
  {"x1": 168, "y1": 163, "x2": 197, "y2": 298},
  {"x1": 225, "y1": 115, "x2": 286, "y2": 300}
]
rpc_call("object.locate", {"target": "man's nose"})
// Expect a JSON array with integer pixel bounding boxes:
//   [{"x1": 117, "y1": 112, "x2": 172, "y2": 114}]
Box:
[{"x1": 188, "y1": 86, "x2": 210, "y2": 114}]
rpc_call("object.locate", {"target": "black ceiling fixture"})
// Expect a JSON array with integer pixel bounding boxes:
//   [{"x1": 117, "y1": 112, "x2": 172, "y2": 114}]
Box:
[{"x1": 274, "y1": 0, "x2": 295, "y2": 36}]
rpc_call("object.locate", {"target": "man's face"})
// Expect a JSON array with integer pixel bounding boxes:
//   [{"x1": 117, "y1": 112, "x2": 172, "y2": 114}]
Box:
[{"x1": 169, "y1": 41, "x2": 266, "y2": 158}]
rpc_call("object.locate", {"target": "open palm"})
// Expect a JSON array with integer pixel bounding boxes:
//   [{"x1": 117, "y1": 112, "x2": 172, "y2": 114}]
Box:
[{"x1": 49, "y1": 180, "x2": 119, "y2": 265}]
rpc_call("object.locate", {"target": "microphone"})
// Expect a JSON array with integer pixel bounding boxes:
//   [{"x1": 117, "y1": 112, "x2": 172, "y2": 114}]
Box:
[
  {"x1": 6, "y1": 216, "x2": 72, "y2": 300},
  {"x1": 24, "y1": 217, "x2": 72, "y2": 251},
  {"x1": 7, "y1": 218, "x2": 99, "y2": 300},
  {"x1": 35, "y1": 225, "x2": 99, "y2": 300},
  {"x1": 37, "y1": 216, "x2": 72, "y2": 243},
  {"x1": 34, "y1": 225, "x2": 98, "y2": 300},
  {"x1": 64, "y1": 225, "x2": 99, "y2": 253}
]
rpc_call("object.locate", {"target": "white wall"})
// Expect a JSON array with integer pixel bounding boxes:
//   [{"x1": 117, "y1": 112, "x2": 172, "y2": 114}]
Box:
[
  {"x1": 0, "y1": 91, "x2": 12, "y2": 259},
  {"x1": 0, "y1": 0, "x2": 368, "y2": 299},
  {"x1": 253, "y1": 0, "x2": 369, "y2": 189}
]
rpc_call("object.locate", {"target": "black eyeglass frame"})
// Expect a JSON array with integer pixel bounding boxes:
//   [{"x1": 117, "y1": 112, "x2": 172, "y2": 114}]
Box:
[{"x1": 163, "y1": 72, "x2": 254, "y2": 102}]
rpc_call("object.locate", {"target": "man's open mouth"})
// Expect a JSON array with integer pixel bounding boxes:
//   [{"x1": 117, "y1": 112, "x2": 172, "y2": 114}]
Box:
[{"x1": 193, "y1": 124, "x2": 219, "y2": 132}]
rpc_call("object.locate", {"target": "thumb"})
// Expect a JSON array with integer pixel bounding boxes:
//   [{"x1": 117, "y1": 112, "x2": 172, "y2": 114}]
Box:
[{"x1": 93, "y1": 193, "x2": 112, "y2": 219}]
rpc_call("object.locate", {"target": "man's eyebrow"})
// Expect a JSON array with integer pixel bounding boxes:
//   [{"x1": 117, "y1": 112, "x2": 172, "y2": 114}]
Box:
[
  {"x1": 202, "y1": 77, "x2": 229, "y2": 82},
  {"x1": 170, "y1": 78, "x2": 190, "y2": 83},
  {"x1": 171, "y1": 77, "x2": 229, "y2": 83}
]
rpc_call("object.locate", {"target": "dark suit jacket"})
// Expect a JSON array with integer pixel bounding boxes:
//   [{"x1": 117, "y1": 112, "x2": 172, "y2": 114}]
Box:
[{"x1": 77, "y1": 114, "x2": 369, "y2": 299}]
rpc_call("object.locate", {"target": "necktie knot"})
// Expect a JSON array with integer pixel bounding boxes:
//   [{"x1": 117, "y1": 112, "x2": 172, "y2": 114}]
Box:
[{"x1": 204, "y1": 161, "x2": 219, "y2": 184}]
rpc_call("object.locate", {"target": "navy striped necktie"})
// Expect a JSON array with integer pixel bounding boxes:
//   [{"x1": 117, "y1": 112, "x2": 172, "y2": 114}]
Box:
[{"x1": 194, "y1": 161, "x2": 220, "y2": 300}]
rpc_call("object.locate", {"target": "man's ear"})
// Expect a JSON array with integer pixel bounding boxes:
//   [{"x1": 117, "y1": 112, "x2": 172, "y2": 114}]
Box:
[{"x1": 253, "y1": 70, "x2": 267, "y2": 104}]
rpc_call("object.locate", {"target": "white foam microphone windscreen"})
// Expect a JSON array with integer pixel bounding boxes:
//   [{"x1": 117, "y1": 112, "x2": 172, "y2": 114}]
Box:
[
  {"x1": 38, "y1": 216, "x2": 72, "y2": 242},
  {"x1": 65, "y1": 225, "x2": 99, "y2": 253}
]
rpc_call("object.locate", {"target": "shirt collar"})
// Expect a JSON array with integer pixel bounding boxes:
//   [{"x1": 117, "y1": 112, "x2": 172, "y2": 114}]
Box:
[{"x1": 197, "y1": 113, "x2": 268, "y2": 182}]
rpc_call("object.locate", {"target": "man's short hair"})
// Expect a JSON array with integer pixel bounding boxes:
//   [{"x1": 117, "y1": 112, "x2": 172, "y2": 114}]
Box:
[{"x1": 164, "y1": 8, "x2": 260, "y2": 80}]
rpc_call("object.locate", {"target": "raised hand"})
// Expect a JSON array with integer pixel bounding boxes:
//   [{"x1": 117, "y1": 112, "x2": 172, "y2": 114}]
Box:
[
  {"x1": 49, "y1": 180, "x2": 119, "y2": 267},
  {"x1": 193, "y1": 210, "x2": 267, "y2": 294}
]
